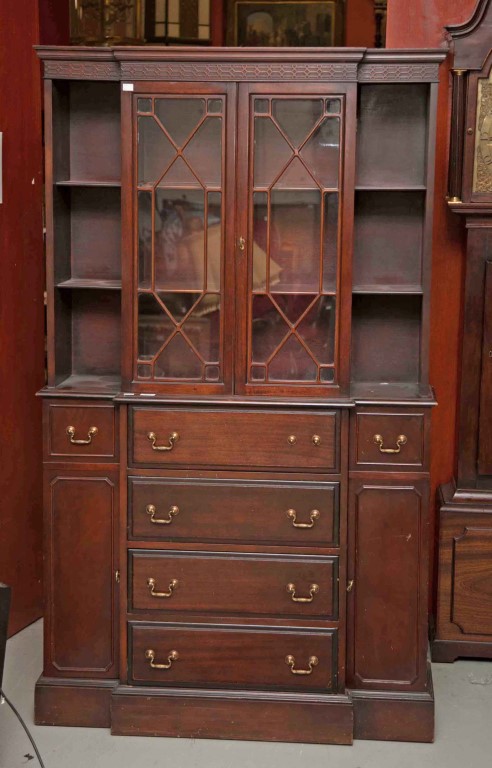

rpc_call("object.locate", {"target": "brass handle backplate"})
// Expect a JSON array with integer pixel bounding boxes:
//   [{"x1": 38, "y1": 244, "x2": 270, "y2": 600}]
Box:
[
  {"x1": 147, "y1": 577, "x2": 178, "y2": 598},
  {"x1": 373, "y1": 434, "x2": 407, "y2": 454},
  {"x1": 147, "y1": 431, "x2": 179, "y2": 452},
  {"x1": 146, "y1": 504, "x2": 179, "y2": 525},
  {"x1": 287, "y1": 583, "x2": 319, "y2": 603},
  {"x1": 145, "y1": 649, "x2": 178, "y2": 670},
  {"x1": 287, "y1": 509, "x2": 320, "y2": 529},
  {"x1": 66, "y1": 425, "x2": 98, "y2": 445},
  {"x1": 285, "y1": 654, "x2": 318, "y2": 675}
]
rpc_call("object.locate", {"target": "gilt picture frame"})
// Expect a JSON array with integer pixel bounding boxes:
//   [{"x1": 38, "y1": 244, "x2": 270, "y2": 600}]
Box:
[{"x1": 232, "y1": 1, "x2": 336, "y2": 47}]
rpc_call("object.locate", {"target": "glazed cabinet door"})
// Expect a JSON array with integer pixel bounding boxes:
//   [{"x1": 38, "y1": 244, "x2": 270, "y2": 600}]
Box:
[
  {"x1": 347, "y1": 479, "x2": 429, "y2": 691},
  {"x1": 43, "y1": 469, "x2": 119, "y2": 678},
  {"x1": 235, "y1": 83, "x2": 356, "y2": 397},
  {"x1": 127, "y1": 83, "x2": 236, "y2": 393}
]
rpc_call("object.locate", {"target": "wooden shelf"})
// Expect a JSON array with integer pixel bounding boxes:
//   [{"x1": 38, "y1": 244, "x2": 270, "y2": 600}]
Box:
[
  {"x1": 56, "y1": 278, "x2": 122, "y2": 290},
  {"x1": 55, "y1": 180, "x2": 121, "y2": 188},
  {"x1": 355, "y1": 185, "x2": 427, "y2": 192},
  {"x1": 53, "y1": 373, "x2": 121, "y2": 396},
  {"x1": 353, "y1": 285, "x2": 423, "y2": 295}
]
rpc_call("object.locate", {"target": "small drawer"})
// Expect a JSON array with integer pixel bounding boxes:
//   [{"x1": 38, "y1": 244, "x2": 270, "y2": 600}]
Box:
[
  {"x1": 130, "y1": 408, "x2": 338, "y2": 471},
  {"x1": 129, "y1": 550, "x2": 339, "y2": 620},
  {"x1": 351, "y1": 409, "x2": 427, "y2": 470},
  {"x1": 44, "y1": 401, "x2": 116, "y2": 460},
  {"x1": 129, "y1": 478, "x2": 339, "y2": 546},
  {"x1": 129, "y1": 622, "x2": 337, "y2": 692}
]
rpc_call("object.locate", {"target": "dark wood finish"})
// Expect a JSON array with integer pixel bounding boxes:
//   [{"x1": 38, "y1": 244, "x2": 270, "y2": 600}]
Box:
[
  {"x1": 45, "y1": 401, "x2": 116, "y2": 460},
  {"x1": 129, "y1": 622, "x2": 338, "y2": 691},
  {"x1": 0, "y1": 0, "x2": 45, "y2": 636},
  {"x1": 433, "y1": 1, "x2": 492, "y2": 662},
  {"x1": 351, "y1": 408, "x2": 428, "y2": 471},
  {"x1": 35, "y1": 676, "x2": 116, "y2": 727},
  {"x1": 129, "y1": 550, "x2": 338, "y2": 618},
  {"x1": 111, "y1": 686, "x2": 353, "y2": 744},
  {"x1": 36, "y1": 46, "x2": 442, "y2": 743},
  {"x1": 131, "y1": 408, "x2": 339, "y2": 470},
  {"x1": 43, "y1": 469, "x2": 119, "y2": 678},
  {"x1": 347, "y1": 478, "x2": 429, "y2": 691},
  {"x1": 129, "y1": 477, "x2": 339, "y2": 546}
]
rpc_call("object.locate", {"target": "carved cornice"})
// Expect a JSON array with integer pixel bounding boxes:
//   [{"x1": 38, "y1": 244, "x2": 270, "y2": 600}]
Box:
[
  {"x1": 43, "y1": 60, "x2": 120, "y2": 81},
  {"x1": 120, "y1": 61, "x2": 358, "y2": 82},
  {"x1": 358, "y1": 62, "x2": 440, "y2": 83}
]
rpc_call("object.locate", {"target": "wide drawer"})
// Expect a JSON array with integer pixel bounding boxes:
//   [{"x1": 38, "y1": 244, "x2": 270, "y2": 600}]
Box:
[
  {"x1": 129, "y1": 550, "x2": 338, "y2": 619},
  {"x1": 129, "y1": 478, "x2": 339, "y2": 546},
  {"x1": 45, "y1": 401, "x2": 116, "y2": 460},
  {"x1": 351, "y1": 409, "x2": 427, "y2": 470},
  {"x1": 130, "y1": 408, "x2": 338, "y2": 470},
  {"x1": 129, "y1": 622, "x2": 337, "y2": 692}
]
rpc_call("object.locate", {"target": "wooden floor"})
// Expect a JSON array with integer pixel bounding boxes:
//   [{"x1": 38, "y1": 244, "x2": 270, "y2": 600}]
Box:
[{"x1": 1, "y1": 620, "x2": 492, "y2": 767}]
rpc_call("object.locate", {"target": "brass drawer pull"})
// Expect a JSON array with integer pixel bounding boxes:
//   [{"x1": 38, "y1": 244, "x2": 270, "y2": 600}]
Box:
[
  {"x1": 287, "y1": 583, "x2": 319, "y2": 603},
  {"x1": 146, "y1": 504, "x2": 179, "y2": 525},
  {"x1": 373, "y1": 433, "x2": 407, "y2": 454},
  {"x1": 312, "y1": 434, "x2": 321, "y2": 446},
  {"x1": 147, "y1": 431, "x2": 179, "y2": 452},
  {"x1": 145, "y1": 649, "x2": 178, "y2": 670},
  {"x1": 285, "y1": 654, "x2": 318, "y2": 676},
  {"x1": 66, "y1": 425, "x2": 98, "y2": 445},
  {"x1": 287, "y1": 508, "x2": 320, "y2": 529},
  {"x1": 147, "y1": 577, "x2": 178, "y2": 598}
]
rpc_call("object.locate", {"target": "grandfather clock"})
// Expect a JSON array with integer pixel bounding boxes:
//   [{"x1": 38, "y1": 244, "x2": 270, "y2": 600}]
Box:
[{"x1": 433, "y1": 0, "x2": 492, "y2": 662}]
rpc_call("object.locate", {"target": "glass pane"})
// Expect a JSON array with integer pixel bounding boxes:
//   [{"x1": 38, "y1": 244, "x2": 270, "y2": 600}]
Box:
[
  {"x1": 252, "y1": 192, "x2": 268, "y2": 291},
  {"x1": 326, "y1": 99, "x2": 341, "y2": 114},
  {"x1": 301, "y1": 118, "x2": 340, "y2": 188},
  {"x1": 138, "y1": 294, "x2": 172, "y2": 359},
  {"x1": 251, "y1": 295, "x2": 290, "y2": 363},
  {"x1": 155, "y1": 98, "x2": 205, "y2": 147},
  {"x1": 138, "y1": 116, "x2": 176, "y2": 185},
  {"x1": 268, "y1": 337, "x2": 317, "y2": 381},
  {"x1": 323, "y1": 193, "x2": 338, "y2": 292},
  {"x1": 183, "y1": 117, "x2": 222, "y2": 187},
  {"x1": 273, "y1": 99, "x2": 323, "y2": 147},
  {"x1": 254, "y1": 118, "x2": 292, "y2": 187},
  {"x1": 208, "y1": 99, "x2": 222, "y2": 114},
  {"x1": 137, "y1": 364, "x2": 152, "y2": 379},
  {"x1": 207, "y1": 192, "x2": 221, "y2": 292},
  {"x1": 270, "y1": 190, "x2": 321, "y2": 292},
  {"x1": 154, "y1": 189, "x2": 205, "y2": 290},
  {"x1": 154, "y1": 333, "x2": 202, "y2": 379},
  {"x1": 205, "y1": 365, "x2": 220, "y2": 381},
  {"x1": 138, "y1": 98, "x2": 152, "y2": 113},
  {"x1": 138, "y1": 191, "x2": 152, "y2": 289},
  {"x1": 320, "y1": 367, "x2": 335, "y2": 383},
  {"x1": 297, "y1": 296, "x2": 336, "y2": 365},
  {"x1": 251, "y1": 365, "x2": 266, "y2": 381},
  {"x1": 255, "y1": 99, "x2": 269, "y2": 114},
  {"x1": 181, "y1": 294, "x2": 220, "y2": 362}
]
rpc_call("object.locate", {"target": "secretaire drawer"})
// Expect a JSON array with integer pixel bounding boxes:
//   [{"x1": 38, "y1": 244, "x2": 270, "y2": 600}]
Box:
[
  {"x1": 351, "y1": 409, "x2": 428, "y2": 470},
  {"x1": 129, "y1": 622, "x2": 337, "y2": 692},
  {"x1": 129, "y1": 478, "x2": 339, "y2": 546},
  {"x1": 44, "y1": 401, "x2": 116, "y2": 460},
  {"x1": 130, "y1": 408, "x2": 339, "y2": 470},
  {"x1": 129, "y1": 550, "x2": 339, "y2": 619}
]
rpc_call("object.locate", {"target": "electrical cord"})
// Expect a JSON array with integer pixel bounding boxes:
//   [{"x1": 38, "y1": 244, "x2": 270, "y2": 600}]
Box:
[{"x1": 0, "y1": 689, "x2": 46, "y2": 768}]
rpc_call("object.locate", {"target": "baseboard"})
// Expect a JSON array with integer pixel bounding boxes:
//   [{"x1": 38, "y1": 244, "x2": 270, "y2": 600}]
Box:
[
  {"x1": 431, "y1": 639, "x2": 492, "y2": 663},
  {"x1": 35, "y1": 675, "x2": 118, "y2": 728}
]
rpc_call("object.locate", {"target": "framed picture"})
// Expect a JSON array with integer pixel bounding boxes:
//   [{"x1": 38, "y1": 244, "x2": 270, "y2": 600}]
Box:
[{"x1": 232, "y1": 1, "x2": 336, "y2": 47}]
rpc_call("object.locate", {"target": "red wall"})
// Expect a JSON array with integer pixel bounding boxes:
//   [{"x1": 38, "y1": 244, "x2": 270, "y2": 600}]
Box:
[
  {"x1": 386, "y1": 0, "x2": 478, "y2": 604},
  {"x1": 345, "y1": 0, "x2": 376, "y2": 47}
]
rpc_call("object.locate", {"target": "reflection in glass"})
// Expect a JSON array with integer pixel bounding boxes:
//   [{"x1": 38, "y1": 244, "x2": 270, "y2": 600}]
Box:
[
  {"x1": 138, "y1": 191, "x2": 152, "y2": 289},
  {"x1": 301, "y1": 118, "x2": 340, "y2": 188},
  {"x1": 297, "y1": 296, "x2": 336, "y2": 364},
  {"x1": 273, "y1": 99, "x2": 323, "y2": 147},
  {"x1": 138, "y1": 293, "x2": 172, "y2": 359},
  {"x1": 138, "y1": 116, "x2": 175, "y2": 185},
  {"x1": 254, "y1": 118, "x2": 292, "y2": 187},
  {"x1": 154, "y1": 333, "x2": 203, "y2": 379},
  {"x1": 183, "y1": 118, "x2": 222, "y2": 187},
  {"x1": 155, "y1": 98, "x2": 206, "y2": 146},
  {"x1": 270, "y1": 190, "x2": 321, "y2": 292},
  {"x1": 252, "y1": 295, "x2": 290, "y2": 363},
  {"x1": 154, "y1": 189, "x2": 205, "y2": 290},
  {"x1": 207, "y1": 192, "x2": 222, "y2": 292},
  {"x1": 269, "y1": 336, "x2": 317, "y2": 381},
  {"x1": 323, "y1": 193, "x2": 338, "y2": 292}
]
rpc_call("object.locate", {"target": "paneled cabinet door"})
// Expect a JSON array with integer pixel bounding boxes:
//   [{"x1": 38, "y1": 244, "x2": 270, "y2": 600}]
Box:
[
  {"x1": 131, "y1": 83, "x2": 236, "y2": 394},
  {"x1": 347, "y1": 479, "x2": 429, "y2": 691},
  {"x1": 235, "y1": 83, "x2": 355, "y2": 397},
  {"x1": 43, "y1": 470, "x2": 118, "y2": 678}
]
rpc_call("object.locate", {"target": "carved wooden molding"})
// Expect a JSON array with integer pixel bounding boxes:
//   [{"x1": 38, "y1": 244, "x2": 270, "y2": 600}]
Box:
[
  {"x1": 44, "y1": 60, "x2": 120, "y2": 80},
  {"x1": 358, "y1": 63, "x2": 440, "y2": 83},
  {"x1": 120, "y1": 61, "x2": 358, "y2": 82}
]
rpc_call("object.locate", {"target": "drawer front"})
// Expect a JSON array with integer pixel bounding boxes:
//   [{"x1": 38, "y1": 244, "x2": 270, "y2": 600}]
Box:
[
  {"x1": 129, "y1": 478, "x2": 339, "y2": 546},
  {"x1": 130, "y1": 408, "x2": 338, "y2": 470},
  {"x1": 130, "y1": 551, "x2": 338, "y2": 619},
  {"x1": 352, "y1": 410, "x2": 426, "y2": 470},
  {"x1": 46, "y1": 402, "x2": 116, "y2": 460},
  {"x1": 129, "y1": 623, "x2": 337, "y2": 692}
]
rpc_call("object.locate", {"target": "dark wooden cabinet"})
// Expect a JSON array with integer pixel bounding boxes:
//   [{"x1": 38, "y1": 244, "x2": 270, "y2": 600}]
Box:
[
  {"x1": 432, "y1": 0, "x2": 492, "y2": 663},
  {"x1": 35, "y1": 45, "x2": 444, "y2": 744}
]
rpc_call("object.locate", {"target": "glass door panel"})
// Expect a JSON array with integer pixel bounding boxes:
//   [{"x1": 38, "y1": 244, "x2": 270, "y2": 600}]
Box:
[
  {"x1": 135, "y1": 93, "x2": 226, "y2": 385},
  {"x1": 247, "y1": 95, "x2": 342, "y2": 387}
]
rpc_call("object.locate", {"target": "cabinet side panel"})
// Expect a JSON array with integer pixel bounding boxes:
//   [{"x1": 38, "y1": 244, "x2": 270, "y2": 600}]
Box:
[
  {"x1": 350, "y1": 482, "x2": 425, "y2": 689},
  {"x1": 478, "y1": 261, "x2": 492, "y2": 476},
  {"x1": 45, "y1": 472, "x2": 118, "y2": 677}
]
